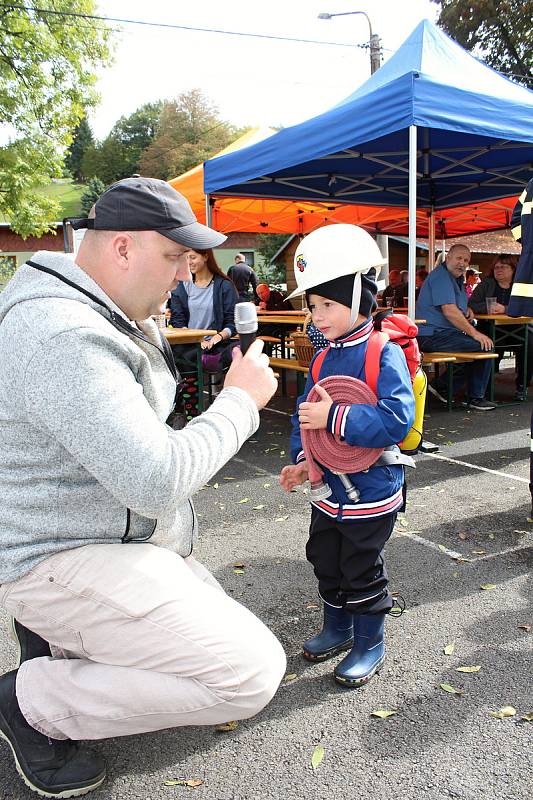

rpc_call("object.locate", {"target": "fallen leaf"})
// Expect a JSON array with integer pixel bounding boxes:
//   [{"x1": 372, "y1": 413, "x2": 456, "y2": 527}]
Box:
[
  {"x1": 215, "y1": 720, "x2": 239, "y2": 732},
  {"x1": 306, "y1": 602, "x2": 319, "y2": 609},
  {"x1": 456, "y1": 665, "x2": 481, "y2": 673},
  {"x1": 237, "y1": 498, "x2": 249, "y2": 504},
  {"x1": 163, "y1": 778, "x2": 204, "y2": 787},
  {"x1": 438, "y1": 544, "x2": 447, "y2": 553},
  {"x1": 488, "y1": 706, "x2": 516, "y2": 719},
  {"x1": 513, "y1": 529, "x2": 529, "y2": 534},
  {"x1": 223, "y1": 476, "x2": 236, "y2": 481},
  {"x1": 275, "y1": 515, "x2": 289, "y2": 522},
  {"x1": 233, "y1": 562, "x2": 245, "y2": 568},
  {"x1": 443, "y1": 642, "x2": 455, "y2": 655},
  {"x1": 252, "y1": 505, "x2": 265, "y2": 510},
  {"x1": 457, "y1": 532, "x2": 468, "y2": 541},
  {"x1": 471, "y1": 550, "x2": 487, "y2": 555},
  {"x1": 399, "y1": 517, "x2": 409, "y2": 527},
  {"x1": 283, "y1": 673, "x2": 298, "y2": 683},
  {"x1": 311, "y1": 746, "x2": 325, "y2": 770},
  {"x1": 488, "y1": 533, "x2": 495, "y2": 539},
  {"x1": 212, "y1": 482, "x2": 219, "y2": 490},
  {"x1": 280, "y1": 450, "x2": 286, "y2": 456},
  {"x1": 233, "y1": 569, "x2": 245, "y2": 575},
  {"x1": 263, "y1": 483, "x2": 271, "y2": 488},
  {"x1": 370, "y1": 709, "x2": 397, "y2": 718},
  {"x1": 480, "y1": 583, "x2": 497, "y2": 590},
  {"x1": 521, "y1": 712, "x2": 533, "y2": 722},
  {"x1": 518, "y1": 623, "x2": 531, "y2": 633},
  {"x1": 440, "y1": 683, "x2": 463, "y2": 695}
]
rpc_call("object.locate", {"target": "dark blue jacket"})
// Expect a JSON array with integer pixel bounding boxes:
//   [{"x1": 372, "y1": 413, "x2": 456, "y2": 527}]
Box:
[
  {"x1": 290, "y1": 317, "x2": 414, "y2": 523},
  {"x1": 170, "y1": 276, "x2": 237, "y2": 335}
]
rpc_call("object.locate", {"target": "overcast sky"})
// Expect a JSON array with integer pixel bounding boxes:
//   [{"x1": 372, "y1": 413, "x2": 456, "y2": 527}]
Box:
[{"x1": 89, "y1": 0, "x2": 439, "y2": 139}]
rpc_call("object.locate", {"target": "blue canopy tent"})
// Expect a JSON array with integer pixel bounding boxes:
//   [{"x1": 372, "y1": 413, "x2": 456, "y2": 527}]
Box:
[{"x1": 204, "y1": 19, "x2": 533, "y2": 316}]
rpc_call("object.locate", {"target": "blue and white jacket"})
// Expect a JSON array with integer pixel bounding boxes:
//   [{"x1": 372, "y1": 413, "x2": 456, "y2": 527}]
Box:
[{"x1": 290, "y1": 317, "x2": 415, "y2": 522}]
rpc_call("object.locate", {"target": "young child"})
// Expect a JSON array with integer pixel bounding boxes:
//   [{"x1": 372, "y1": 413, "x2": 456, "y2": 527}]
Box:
[{"x1": 280, "y1": 224, "x2": 415, "y2": 688}]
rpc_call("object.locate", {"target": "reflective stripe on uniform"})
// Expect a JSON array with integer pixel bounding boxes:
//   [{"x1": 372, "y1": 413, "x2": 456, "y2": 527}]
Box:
[{"x1": 510, "y1": 282, "x2": 533, "y2": 298}]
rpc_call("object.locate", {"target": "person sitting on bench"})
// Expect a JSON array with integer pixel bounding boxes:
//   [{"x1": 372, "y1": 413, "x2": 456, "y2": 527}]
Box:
[{"x1": 416, "y1": 244, "x2": 495, "y2": 411}]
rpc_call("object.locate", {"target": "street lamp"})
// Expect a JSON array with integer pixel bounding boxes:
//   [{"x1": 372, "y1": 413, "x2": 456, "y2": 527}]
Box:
[{"x1": 318, "y1": 10, "x2": 381, "y2": 74}]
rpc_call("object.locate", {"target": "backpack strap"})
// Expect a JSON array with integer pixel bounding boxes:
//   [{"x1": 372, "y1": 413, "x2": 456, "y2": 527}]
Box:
[
  {"x1": 310, "y1": 346, "x2": 330, "y2": 383},
  {"x1": 310, "y1": 327, "x2": 390, "y2": 396},
  {"x1": 364, "y1": 330, "x2": 389, "y2": 396}
]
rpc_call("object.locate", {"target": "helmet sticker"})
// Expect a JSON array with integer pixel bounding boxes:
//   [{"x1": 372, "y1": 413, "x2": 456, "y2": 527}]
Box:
[{"x1": 296, "y1": 254, "x2": 307, "y2": 272}]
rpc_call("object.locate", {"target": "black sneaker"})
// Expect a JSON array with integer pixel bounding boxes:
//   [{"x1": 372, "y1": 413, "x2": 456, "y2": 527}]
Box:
[
  {"x1": 462, "y1": 398, "x2": 496, "y2": 411},
  {"x1": 11, "y1": 619, "x2": 52, "y2": 666},
  {"x1": 0, "y1": 670, "x2": 106, "y2": 797},
  {"x1": 427, "y1": 384, "x2": 448, "y2": 404}
]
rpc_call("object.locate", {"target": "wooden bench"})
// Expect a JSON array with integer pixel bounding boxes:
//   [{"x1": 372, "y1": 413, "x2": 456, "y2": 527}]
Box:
[
  {"x1": 269, "y1": 356, "x2": 308, "y2": 394},
  {"x1": 422, "y1": 351, "x2": 498, "y2": 410}
]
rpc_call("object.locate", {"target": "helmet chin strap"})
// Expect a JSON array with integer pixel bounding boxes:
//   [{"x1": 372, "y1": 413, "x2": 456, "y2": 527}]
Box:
[{"x1": 350, "y1": 271, "x2": 362, "y2": 326}]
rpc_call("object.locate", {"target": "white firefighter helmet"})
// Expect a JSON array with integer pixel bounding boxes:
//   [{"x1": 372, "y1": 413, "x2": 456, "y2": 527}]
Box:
[{"x1": 287, "y1": 224, "x2": 386, "y2": 300}]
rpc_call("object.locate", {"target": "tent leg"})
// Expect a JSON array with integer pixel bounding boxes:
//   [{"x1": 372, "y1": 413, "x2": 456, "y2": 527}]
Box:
[
  {"x1": 428, "y1": 208, "x2": 435, "y2": 270},
  {"x1": 206, "y1": 194, "x2": 213, "y2": 228},
  {"x1": 408, "y1": 125, "x2": 417, "y2": 320}
]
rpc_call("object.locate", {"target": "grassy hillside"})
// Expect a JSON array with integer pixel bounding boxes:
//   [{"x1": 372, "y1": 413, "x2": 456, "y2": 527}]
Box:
[{"x1": 37, "y1": 179, "x2": 85, "y2": 219}]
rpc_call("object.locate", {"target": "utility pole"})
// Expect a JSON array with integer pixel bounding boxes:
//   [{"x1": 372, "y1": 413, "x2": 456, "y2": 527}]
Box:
[{"x1": 318, "y1": 10, "x2": 381, "y2": 74}]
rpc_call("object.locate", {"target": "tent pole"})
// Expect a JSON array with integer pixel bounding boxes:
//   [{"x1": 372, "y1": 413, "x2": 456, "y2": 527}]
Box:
[
  {"x1": 408, "y1": 125, "x2": 417, "y2": 319},
  {"x1": 428, "y1": 208, "x2": 435, "y2": 270},
  {"x1": 205, "y1": 194, "x2": 213, "y2": 227}
]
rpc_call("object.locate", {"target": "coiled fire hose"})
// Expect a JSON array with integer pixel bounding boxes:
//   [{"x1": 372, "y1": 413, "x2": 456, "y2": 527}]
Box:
[{"x1": 301, "y1": 375, "x2": 384, "y2": 503}]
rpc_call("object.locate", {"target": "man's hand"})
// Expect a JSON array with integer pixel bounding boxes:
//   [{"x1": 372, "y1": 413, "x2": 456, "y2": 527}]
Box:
[
  {"x1": 224, "y1": 339, "x2": 277, "y2": 410},
  {"x1": 465, "y1": 307, "x2": 475, "y2": 321},
  {"x1": 491, "y1": 302, "x2": 507, "y2": 314},
  {"x1": 280, "y1": 461, "x2": 309, "y2": 492},
  {"x1": 298, "y1": 384, "x2": 333, "y2": 430},
  {"x1": 201, "y1": 337, "x2": 216, "y2": 351},
  {"x1": 473, "y1": 331, "x2": 494, "y2": 351}
]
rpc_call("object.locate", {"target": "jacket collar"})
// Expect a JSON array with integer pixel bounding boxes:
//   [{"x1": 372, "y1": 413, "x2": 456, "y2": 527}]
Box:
[{"x1": 330, "y1": 317, "x2": 373, "y2": 348}]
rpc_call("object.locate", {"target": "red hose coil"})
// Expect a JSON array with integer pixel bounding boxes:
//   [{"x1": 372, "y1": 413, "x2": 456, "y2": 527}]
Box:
[{"x1": 301, "y1": 375, "x2": 384, "y2": 485}]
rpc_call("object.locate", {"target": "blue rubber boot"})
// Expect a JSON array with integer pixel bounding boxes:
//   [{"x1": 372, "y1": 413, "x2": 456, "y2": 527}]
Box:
[
  {"x1": 334, "y1": 613, "x2": 385, "y2": 687},
  {"x1": 303, "y1": 604, "x2": 354, "y2": 662}
]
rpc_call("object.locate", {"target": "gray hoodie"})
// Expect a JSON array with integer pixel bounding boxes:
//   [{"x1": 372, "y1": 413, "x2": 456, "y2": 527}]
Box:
[{"x1": 0, "y1": 252, "x2": 258, "y2": 582}]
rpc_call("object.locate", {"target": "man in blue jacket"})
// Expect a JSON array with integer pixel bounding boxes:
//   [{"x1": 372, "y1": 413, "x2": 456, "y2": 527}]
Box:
[{"x1": 416, "y1": 244, "x2": 495, "y2": 410}]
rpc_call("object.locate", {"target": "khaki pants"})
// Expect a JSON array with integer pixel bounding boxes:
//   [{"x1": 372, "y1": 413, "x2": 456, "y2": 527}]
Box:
[{"x1": 0, "y1": 544, "x2": 286, "y2": 741}]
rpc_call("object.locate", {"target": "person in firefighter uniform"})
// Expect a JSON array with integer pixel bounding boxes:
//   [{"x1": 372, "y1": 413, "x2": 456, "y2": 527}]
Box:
[{"x1": 279, "y1": 225, "x2": 415, "y2": 689}]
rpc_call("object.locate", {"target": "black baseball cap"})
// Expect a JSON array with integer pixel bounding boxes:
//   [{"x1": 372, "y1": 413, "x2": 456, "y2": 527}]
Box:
[{"x1": 71, "y1": 176, "x2": 227, "y2": 249}]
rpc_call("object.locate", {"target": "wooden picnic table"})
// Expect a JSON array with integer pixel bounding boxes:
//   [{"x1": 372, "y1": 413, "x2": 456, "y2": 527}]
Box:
[
  {"x1": 474, "y1": 313, "x2": 533, "y2": 401},
  {"x1": 163, "y1": 328, "x2": 216, "y2": 344},
  {"x1": 163, "y1": 328, "x2": 216, "y2": 412}
]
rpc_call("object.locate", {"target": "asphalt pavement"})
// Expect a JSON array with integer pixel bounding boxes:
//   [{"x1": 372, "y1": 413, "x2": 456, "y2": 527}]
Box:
[{"x1": 0, "y1": 370, "x2": 531, "y2": 800}]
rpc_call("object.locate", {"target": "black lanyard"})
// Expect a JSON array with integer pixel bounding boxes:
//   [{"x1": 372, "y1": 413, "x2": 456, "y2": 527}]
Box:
[{"x1": 27, "y1": 260, "x2": 179, "y2": 384}]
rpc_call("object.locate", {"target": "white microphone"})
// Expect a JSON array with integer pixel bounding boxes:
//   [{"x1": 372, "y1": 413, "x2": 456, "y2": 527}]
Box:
[{"x1": 234, "y1": 302, "x2": 258, "y2": 355}]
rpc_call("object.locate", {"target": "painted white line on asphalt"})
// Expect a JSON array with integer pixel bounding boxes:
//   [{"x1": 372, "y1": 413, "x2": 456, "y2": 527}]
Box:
[
  {"x1": 475, "y1": 541, "x2": 533, "y2": 562},
  {"x1": 396, "y1": 529, "x2": 463, "y2": 559},
  {"x1": 423, "y1": 452, "x2": 530, "y2": 483},
  {"x1": 231, "y1": 456, "x2": 280, "y2": 479},
  {"x1": 262, "y1": 406, "x2": 291, "y2": 417}
]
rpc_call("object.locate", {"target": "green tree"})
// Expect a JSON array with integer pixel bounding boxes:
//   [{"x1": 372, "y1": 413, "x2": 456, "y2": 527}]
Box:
[
  {"x1": 139, "y1": 90, "x2": 241, "y2": 180},
  {"x1": 0, "y1": 2, "x2": 112, "y2": 236},
  {"x1": 432, "y1": 0, "x2": 532, "y2": 86},
  {"x1": 256, "y1": 234, "x2": 291, "y2": 284},
  {"x1": 81, "y1": 102, "x2": 164, "y2": 184},
  {"x1": 64, "y1": 117, "x2": 95, "y2": 182},
  {"x1": 0, "y1": 255, "x2": 17, "y2": 287},
  {"x1": 80, "y1": 177, "x2": 106, "y2": 215}
]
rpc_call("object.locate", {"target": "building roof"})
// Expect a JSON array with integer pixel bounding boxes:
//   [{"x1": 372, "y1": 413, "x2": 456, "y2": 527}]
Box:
[{"x1": 390, "y1": 229, "x2": 521, "y2": 254}]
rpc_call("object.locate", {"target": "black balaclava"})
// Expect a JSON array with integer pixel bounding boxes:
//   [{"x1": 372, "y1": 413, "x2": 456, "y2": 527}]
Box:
[{"x1": 305, "y1": 268, "x2": 378, "y2": 317}]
